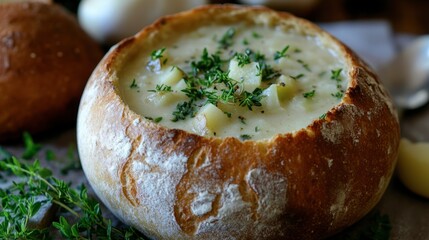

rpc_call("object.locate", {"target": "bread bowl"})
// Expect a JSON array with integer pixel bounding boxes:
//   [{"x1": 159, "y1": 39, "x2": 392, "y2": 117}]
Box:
[
  {"x1": 77, "y1": 4, "x2": 400, "y2": 239},
  {"x1": 0, "y1": 1, "x2": 103, "y2": 142}
]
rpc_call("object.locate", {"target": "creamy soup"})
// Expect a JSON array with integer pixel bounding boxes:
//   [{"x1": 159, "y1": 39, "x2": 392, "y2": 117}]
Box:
[{"x1": 118, "y1": 23, "x2": 348, "y2": 140}]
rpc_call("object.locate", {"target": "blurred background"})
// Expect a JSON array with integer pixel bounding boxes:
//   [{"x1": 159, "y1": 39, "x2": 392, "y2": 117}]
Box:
[
  {"x1": 54, "y1": 0, "x2": 429, "y2": 35},
  {"x1": 217, "y1": 0, "x2": 429, "y2": 35}
]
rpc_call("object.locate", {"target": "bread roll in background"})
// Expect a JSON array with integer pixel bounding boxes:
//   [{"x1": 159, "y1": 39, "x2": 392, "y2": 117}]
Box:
[{"x1": 0, "y1": 1, "x2": 103, "y2": 143}]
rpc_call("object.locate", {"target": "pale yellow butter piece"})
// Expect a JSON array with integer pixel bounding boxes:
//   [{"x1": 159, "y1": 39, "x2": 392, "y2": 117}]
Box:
[{"x1": 397, "y1": 138, "x2": 429, "y2": 198}]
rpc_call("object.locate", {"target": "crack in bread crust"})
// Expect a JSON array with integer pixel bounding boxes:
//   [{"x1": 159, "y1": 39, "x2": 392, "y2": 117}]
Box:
[
  {"x1": 172, "y1": 139, "x2": 290, "y2": 237},
  {"x1": 120, "y1": 159, "x2": 140, "y2": 207}
]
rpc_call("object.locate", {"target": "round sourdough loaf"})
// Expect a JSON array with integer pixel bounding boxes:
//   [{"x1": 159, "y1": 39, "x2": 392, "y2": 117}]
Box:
[
  {"x1": 0, "y1": 1, "x2": 103, "y2": 142},
  {"x1": 77, "y1": 5, "x2": 400, "y2": 239}
]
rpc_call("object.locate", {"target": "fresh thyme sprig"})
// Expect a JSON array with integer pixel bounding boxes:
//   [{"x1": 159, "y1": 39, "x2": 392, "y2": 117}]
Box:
[
  {"x1": 169, "y1": 47, "x2": 273, "y2": 121},
  {"x1": 0, "y1": 135, "x2": 147, "y2": 240},
  {"x1": 172, "y1": 101, "x2": 196, "y2": 122},
  {"x1": 191, "y1": 48, "x2": 223, "y2": 76}
]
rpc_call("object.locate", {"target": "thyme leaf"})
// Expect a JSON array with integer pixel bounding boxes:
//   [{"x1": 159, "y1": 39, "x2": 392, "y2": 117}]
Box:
[
  {"x1": 218, "y1": 28, "x2": 236, "y2": 49},
  {"x1": 303, "y1": 89, "x2": 316, "y2": 99},
  {"x1": 172, "y1": 101, "x2": 196, "y2": 122},
  {"x1": 274, "y1": 45, "x2": 290, "y2": 61},
  {"x1": 238, "y1": 88, "x2": 265, "y2": 110},
  {"x1": 150, "y1": 47, "x2": 166, "y2": 60},
  {"x1": 331, "y1": 68, "x2": 343, "y2": 81},
  {"x1": 148, "y1": 84, "x2": 173, "y2": 93}
]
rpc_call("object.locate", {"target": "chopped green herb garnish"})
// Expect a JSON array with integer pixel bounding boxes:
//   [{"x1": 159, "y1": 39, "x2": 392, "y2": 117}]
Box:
[
  {"x1": 218, "y1": 28, "x2": 236, "y2": 49},
  {"x1": 319, "y1": 113, "x2": 327, "y2": 120},
  {"x1": 148, "y1": 84, "x2": 173, "y2": 93},
  {"x1": 331, "y1": 68, "x2": 343, "y2": 81},
  {"x1": 303, "y1": 90, "x2": 316, "y2": 98},
  {"x1": 235, "y1": 52, "x2": 251, "y2": 67},
  {"x1": 129, "y1": 79, "x2": 138, "y2": 89},
  {"x1": 145, "y1": 116, "x2": 163, "y2": 123},
  {"x1": 290, "y1": 73, "x2": 305, "y2": 80},
  {"x1": 242, "y1": 38, "x2": 249, "y2": 45},
  {"x1": 331, "y1": 92, "x2": 344, "y2": 99},
  {"x1": 240, "y1": 134, "x2": 252, "y2": 141},
  {"x1": 219, "y1": 87, "x2": 236, "y2": 104},
  {"x1": 182, "y1": 87, "x2": 209, "y2": 101},
  {"x1": 151, "y1": 47, "x2": 166, "y2": 60},
  {"x1": 154, "y1": 117, "x2": 163, "y2": 123},
  {"x1": 246, "y1": 49, "x2": 265, "y2": 63},
  {"x1": 224, "y1": 111, "x2": 232, "y2": 118},
  {"x1": 297, "y1": 59, "x2": 311, "y2": 72},
  {"x1": 172, "y1": 101, "x2": 195, "y2": 122},
  {"x1": 255, "y1": 126, "x2": 260, "y2": 132},
  {"x1": 274, "y1": 45, "x2": 290, "y2": 61},
  {"x1": 238, "y1": 116, "x2": 247, "y2": 124},
  {"x1": 252, "y1": 32, "x2": 262, "y2": 38},
  {"x1": 238, "y1": 88, "x2": 265, "y2": 110},
  {"x1": 191, "y1": 48, "x2": 223, "y2": 76},
  {"x1": 256, "y1": 62, "x2": 281, "y2": 82},
  {"x1": 293, "y1": 48, "x2": 302, "y2": 53}
]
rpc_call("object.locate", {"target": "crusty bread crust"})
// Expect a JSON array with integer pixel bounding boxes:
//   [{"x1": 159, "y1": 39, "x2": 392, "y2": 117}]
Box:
[
  {"x1": 77, "y1": 5, "x2": 400, "y2": 239},
  {"x1": 0, "y1": 2, "x2": 103, "y2": 142}
]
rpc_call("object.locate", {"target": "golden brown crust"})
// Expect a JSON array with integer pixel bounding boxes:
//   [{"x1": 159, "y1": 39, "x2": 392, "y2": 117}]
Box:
[
  {"x1": 0, "y1": 2, "x2": 103, "y2": 142},
  {"x1": 77, "y1": 4, "x2": 400, "y2": 239}
]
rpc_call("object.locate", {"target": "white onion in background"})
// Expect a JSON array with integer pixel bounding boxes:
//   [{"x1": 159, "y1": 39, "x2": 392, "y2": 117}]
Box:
[{"x1": 78, "y1": 0, "x2": 208, "y2": 45}]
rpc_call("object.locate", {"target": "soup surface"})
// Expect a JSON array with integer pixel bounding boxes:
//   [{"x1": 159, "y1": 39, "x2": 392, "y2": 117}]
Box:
[{"x1": 119, "y1": 23, "x2": 348, "y2": 140}]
